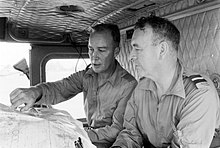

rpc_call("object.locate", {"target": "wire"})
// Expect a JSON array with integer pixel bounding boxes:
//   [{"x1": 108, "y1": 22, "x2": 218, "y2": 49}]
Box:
[{"x1": 70, "y1": 42, "x2": 89, "y2": 73}]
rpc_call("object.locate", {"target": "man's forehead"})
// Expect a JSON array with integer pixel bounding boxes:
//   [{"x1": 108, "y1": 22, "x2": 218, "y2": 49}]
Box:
[
  {"x1": 134, "y1": 26, "x2": 153, "y2": 38},
  {"x1": 90, "y1": 31, "x2": 112, "y2": 40},
  {"x1": 131, "y1": 27, "x2": 153, "y2": 45},
  {"x1": 136, "y1": 25, "x2": 152, "y2": 33},
  {"x1": 90, "y1": 31, "x2": 114, "y2": 42},
  {"x1": 90, "y1": 30, "x2": 112, "y2": 37},
  {"x1": 89, "y1": 32, "x2": 114, "y2": 48},
  {"x1": 131, "y1": 29, "x2": 145, "y2": 41}
]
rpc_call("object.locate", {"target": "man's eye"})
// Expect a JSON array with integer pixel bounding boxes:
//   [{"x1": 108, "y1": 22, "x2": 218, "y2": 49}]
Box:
[
  {"x1": 99, "y1": 48, "x2": 106, "y2": 52},
  {"x1": 88, "y1": 48, "x2": 94, "y2": 52}
]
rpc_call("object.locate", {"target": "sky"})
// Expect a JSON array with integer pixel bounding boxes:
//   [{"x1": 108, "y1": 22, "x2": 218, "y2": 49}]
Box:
[
  {"x1": 0, "y1": 42, "x2": 30, "y2": 105},
  {"x1": 0, "y1": 42, "x2": 30, "y2": 67}
]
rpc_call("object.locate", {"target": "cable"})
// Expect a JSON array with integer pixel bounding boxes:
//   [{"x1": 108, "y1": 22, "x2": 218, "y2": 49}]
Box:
[{"x1": 70, "y1": 41, "x2": 89, "y2": 73}]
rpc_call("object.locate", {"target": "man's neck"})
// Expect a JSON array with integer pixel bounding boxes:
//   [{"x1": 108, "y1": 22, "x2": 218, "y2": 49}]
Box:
[
  {"x1": 98, "y1": 61, "x2": 116, "y2": 82},
  {"x1": 154, "y1": 62, "x2": 177, "y2": 99}
]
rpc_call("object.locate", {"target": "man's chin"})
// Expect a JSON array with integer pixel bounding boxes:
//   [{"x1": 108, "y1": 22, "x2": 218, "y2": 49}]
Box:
[
  {"x1": 92, "y1": 67, "x2": 102, "y2": 73},
  {"x1": 137, "y1": 69, "x2": 144, "y2": 76}
]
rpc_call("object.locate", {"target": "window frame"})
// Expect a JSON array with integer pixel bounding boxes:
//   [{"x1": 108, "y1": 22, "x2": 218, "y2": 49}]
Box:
[{"x1": 30, "y1": 44, "x2": 88, "y2": 86}]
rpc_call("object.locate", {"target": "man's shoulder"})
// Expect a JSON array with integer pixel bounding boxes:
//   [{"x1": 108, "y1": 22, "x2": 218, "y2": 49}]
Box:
[
  {"x1": 119, "y1": 72, "x2": 137, "y2": 89},
  {"x1": 182, "y1": 72, "x2": 220, "y2": 111},
  {"x1": 118, "y1": 64, "x2": 137, "y2": 83},
  {"x1": 122, "y1": 72, "x2": 137, "y2": 81},
  {"x1": 82, "y1": 66, "x2": 94, "y2": 78},
  {"x1": 182, "y1": 71, "x2": 217, "y2": 99}
]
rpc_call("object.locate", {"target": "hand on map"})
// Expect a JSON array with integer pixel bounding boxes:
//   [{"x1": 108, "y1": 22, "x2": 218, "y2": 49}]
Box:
[{"x1": 9, "y1": 87, "x2": 42, "y2": 112}]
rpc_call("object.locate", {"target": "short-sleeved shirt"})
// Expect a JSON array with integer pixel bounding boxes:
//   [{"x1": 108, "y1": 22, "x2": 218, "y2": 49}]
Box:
[
  {"x1": 113, "y1": 61, "x2": 220, "y2": 148},
  {"x1": 36, "y1": 60, "x2": 137, "y2": 147}
]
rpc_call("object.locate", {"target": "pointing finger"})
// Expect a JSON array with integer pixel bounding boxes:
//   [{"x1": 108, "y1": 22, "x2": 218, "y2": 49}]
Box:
[
  {"x1": 20, "y1": 103, "x2": 33, "y2": 112},
  {"x1": 10, "y1": 98, "x2": 26, "y2": 110}
]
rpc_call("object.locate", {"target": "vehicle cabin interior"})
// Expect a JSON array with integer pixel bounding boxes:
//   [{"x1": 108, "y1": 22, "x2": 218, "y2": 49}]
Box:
[{"x1": 0, "y1": 0, "x2": 220, "y2": 147}]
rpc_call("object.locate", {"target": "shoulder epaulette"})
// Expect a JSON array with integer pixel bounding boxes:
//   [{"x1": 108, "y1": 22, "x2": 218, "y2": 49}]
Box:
[
  {"x1": 189, "y1": 74, "x2": 207, "y2": 83},
  {"x1": 188, "y1": 74, "x2": 207, "y2": 88}
]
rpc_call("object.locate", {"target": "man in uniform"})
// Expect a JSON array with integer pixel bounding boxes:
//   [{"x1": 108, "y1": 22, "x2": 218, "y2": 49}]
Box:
[
  {"x1": 112, "y1": 16, "x2": 220, "y2": 148},
  {"x1": 10, "y1": 23, "x2": 137, "y2": 148}
]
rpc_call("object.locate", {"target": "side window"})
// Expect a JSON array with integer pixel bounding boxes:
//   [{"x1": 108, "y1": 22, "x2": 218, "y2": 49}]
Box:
[
  {"x1": 0, "y1": 42, "x2": 30, "y2": 106},
  {"x1": 45, "y1": 58, "x2": 90, "y2": 119}
]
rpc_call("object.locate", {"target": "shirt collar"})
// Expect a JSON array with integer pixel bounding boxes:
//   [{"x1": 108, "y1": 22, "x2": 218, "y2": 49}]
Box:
[
  {"x1": 84, "y1": 60, "x2": 127, "y2": 86},
  {"x1": 166, "y1": 60, "x2": 186, "y2": 99},
  {"x1": 138, "y1": 60, "x2": 186, "y2": 99}
]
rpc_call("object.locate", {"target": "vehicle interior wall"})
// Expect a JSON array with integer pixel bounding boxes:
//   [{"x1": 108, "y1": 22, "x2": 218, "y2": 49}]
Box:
[{"x1": 118, "y1": 0, "x2": 220, "y2": 91}]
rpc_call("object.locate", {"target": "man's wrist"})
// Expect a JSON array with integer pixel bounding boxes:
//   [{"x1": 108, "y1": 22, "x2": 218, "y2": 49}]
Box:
[{"x1": 33, "y1": 86, "x2": 43, "y2": 102}]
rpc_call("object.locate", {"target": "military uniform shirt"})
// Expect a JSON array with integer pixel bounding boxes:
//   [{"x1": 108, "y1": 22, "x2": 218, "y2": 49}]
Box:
[
  {"x1": 36, "y1": 60, "x2": 137, "y2": 147},
  {"x1": 113, "y1": 61, "x2": 220, "y2": 148}
]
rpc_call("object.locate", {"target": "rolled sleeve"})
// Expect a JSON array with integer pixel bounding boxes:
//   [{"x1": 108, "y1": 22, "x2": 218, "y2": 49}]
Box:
[{"x1": 36, "y1": 70, "x2": 85, "y2": 105}]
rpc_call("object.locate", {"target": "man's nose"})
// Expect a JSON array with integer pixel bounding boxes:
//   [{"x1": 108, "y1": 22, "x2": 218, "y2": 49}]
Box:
[{"x1": 90, "y1": 50, "x2": 99, "y2": 60}]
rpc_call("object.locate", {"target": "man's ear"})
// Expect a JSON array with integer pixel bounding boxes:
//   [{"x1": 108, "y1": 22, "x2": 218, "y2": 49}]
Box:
[
  {"x1": 159, "y1": 41, "x2": 168, "y2": 60},
  {"x1": 114, "y1": 47, "x2": 120, "y2": 57}
]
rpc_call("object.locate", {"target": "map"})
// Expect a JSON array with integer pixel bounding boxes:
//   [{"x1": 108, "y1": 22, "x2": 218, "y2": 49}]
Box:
[{"x1": 0, "y1": 103, "x2": 96, "y2": 148}]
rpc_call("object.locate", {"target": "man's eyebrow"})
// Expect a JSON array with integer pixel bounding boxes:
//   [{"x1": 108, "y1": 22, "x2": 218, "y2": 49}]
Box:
[
  {"x1": 87, "y1": 46, "x2": 108, "y2": 49},
  {"x1": 98, "y1": 46, "x2": 107, "y2": 49}
]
